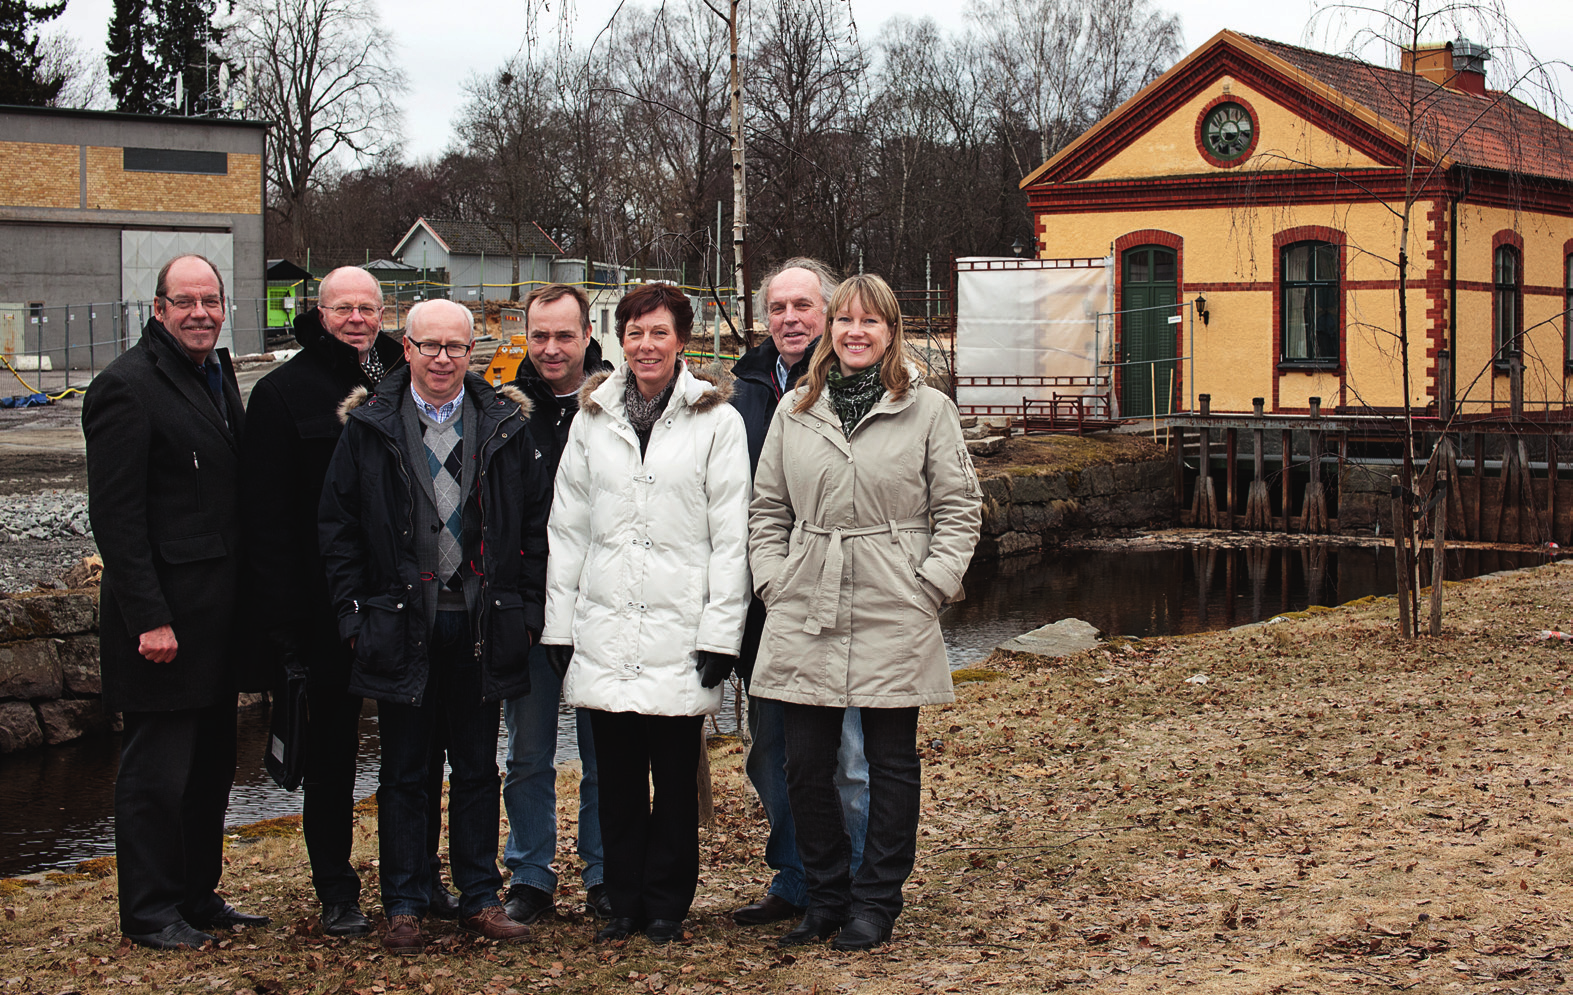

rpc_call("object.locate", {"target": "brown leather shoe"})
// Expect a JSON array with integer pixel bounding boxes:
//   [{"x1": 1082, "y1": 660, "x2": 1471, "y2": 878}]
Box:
[
  {"x1": 461, "y1": 905, "x2": 531, "y2": 942},
  {"x1": 383, "y1": 914, "x2": 424, "y2": 954},
  {"x1": 732, "y1": 893, "x2": 804, "y2": 926}
]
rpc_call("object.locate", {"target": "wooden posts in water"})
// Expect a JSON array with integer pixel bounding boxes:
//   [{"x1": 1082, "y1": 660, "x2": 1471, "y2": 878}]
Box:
[
  {"x1": 1302, "y1": 397, "x2": 1329, "y2": 533},
  {"x1": 1244, "y1": 397, "x2": 1271, "y2": 530},
  {"x1": 1190, "y1": 395, "x2": 1220, "y2": 527}
]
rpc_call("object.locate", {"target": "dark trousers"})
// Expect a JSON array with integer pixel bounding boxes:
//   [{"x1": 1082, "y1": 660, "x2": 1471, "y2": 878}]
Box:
[
  {"x1": 375, "y1": 611, "x2": 502, "y2": 919},
  {"x1": 115, "y1": 698, "x2": 238, "y2": 934},
  {"x1": 302, "y1": 681, "x2": 448, "y2": 906},
  {"x1": 782, "y1": 703, "x2": 919, "y2": 929},
  {"x1": 588, "y1": 710, "x2": 704, "y2": 922}
]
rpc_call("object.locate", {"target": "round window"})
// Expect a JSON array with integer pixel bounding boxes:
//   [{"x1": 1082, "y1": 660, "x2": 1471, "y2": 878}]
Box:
[{"x1": 1201, "y1": 101, "x2": 1254, "y2": 162}]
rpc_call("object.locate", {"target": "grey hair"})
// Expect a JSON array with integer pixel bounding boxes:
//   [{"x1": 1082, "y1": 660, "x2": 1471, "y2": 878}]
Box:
[
  {"x1": 405, "y1": 298, "x2": 475, "y2": 338},
  {"x1": 754, "y1": 257, "x2": 839, "y2": 324}
]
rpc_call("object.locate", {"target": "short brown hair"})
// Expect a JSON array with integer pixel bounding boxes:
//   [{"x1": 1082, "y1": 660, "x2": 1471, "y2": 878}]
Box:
[
  {"x1": 615, "y1": 283, "x2": 693, "y2": 345},
  {"x1": 524, "y1": 283, "x2": 590, "y2": 332}
]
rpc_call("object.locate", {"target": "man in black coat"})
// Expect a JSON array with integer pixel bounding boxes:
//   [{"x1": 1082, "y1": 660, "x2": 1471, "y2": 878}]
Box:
[
  {"x1": 497, "y1": 284, "x2": 615, "y2": 925},
  {"x1": 84, "y1": 254, "x2": 267, "y2": 950},
  {"x1": 319, "y1": 299, "x2": 553, "y2": 952},
  {"x1": 728, "y1": 257, "x2": 871, "y2": 929},
  {"x1": 242, "y1": 266, "x2": 460, "y2": 937}
]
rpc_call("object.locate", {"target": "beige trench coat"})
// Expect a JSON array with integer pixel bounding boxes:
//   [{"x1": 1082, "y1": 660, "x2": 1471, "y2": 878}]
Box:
[{"x1": 747, "y1": 380, "x2": 982, "y2": 708}]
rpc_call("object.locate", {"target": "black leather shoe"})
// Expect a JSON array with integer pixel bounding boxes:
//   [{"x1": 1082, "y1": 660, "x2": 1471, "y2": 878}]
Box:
[
  {"x1": 831, "y1": 917, "x2": 892, "y2": 951},
  {"x1": 190, "y1": 904, "x2": 270, "y2": 931},
  {"x1": 777, "y1": 913, "x2": 846, "y2": 947},
  {"x1": 428, "y1": 882, "x2": 461, "y2": 920},
  {"x1": 584, "y1": 884, "x2": 613, "y2": 920},
  {"x1": 503, "y1": 884, "x2": 555, "y2": 924},
  {"x1": 125, "y1": 921, "x2": 216, "y2": 950},
  {"x1": 321, "y1": 903, "x2": 373, "y2": 937},
  {"x1": 732, "y1": 893, "x2": 804, "y2": 926},
  {"x1": 595, "y1": 917, "x2": 642, "y2": 942},
  {"x1": 644, "y1": 919, "x2": 684, "y2": 944}
]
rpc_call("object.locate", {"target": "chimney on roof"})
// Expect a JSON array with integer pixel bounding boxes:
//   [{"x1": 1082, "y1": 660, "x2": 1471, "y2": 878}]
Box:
[{"x1": 1401, "y1": 39, "x2": 1489, "y2": 96}]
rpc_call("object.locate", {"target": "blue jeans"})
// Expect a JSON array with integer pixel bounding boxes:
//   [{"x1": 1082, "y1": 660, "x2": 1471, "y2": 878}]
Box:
[
  {"x1": 745, "y1": 694, "x2": 869, "y2": 907},
  {"x1": 502, "y1": 644, "x2": 603, "y2": 893},
  {"x1": 377, "y1": 611, "x2": 503, "y2": 919}
]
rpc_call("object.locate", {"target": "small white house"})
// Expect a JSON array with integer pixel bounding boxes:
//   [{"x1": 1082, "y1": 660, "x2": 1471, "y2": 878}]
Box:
[{"x1": 391, "y1": 217, "x2": 562, "y2": 301}]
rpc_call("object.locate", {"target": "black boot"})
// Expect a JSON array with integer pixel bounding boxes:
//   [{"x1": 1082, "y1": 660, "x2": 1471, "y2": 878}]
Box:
[
  {"x1": 777, "y1": 913, "x2": 846, "y2": 947},
  {"x1": 831, "y1": 917, "x2": 891, "y2": 951}
]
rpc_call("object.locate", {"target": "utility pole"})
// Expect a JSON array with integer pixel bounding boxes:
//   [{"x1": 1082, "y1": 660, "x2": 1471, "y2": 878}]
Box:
[{"x1": 727, "y1": 0, "x2": 751, "y2": 344}]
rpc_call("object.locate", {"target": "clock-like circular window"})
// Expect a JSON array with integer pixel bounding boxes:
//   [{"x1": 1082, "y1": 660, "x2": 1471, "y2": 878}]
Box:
[{"x1": 1197, "y1": 97, "x2": 1258, "y2": 167}]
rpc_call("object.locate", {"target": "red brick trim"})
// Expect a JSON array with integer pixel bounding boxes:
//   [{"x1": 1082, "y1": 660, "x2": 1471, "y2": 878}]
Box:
[
  {"x1": 1423, "y1": 197, "x2": 1448, "y2": 412},
  {"x1": 1195, "y1": 95, "x2": 1261, "y2": 169},
  {"x1": 1113, "y1": 231, "x2": 1185, "y2": 412},
  {"x1": 1272, "y1": 226, "x2": 1347, "y2": 410}
]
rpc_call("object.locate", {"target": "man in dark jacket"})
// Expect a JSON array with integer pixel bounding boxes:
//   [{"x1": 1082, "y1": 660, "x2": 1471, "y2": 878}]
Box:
[
  {"x1": 84, "y1": 254, "x2": 267, "y2": 949},
  {"x1": 320, "y1": 299, "x2": 552, "y2": 952},
  {"x1": 728, "y1": 258, "x2": 870, "y2": 928},
  {"x1": 499, "y1": 284, "x2": 615, "y2": 925},
  {"x1": 242, "y1": 266, "x2": 457, "y2": 937}
]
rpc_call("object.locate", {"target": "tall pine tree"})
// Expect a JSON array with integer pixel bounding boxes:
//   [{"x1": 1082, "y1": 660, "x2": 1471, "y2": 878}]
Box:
[
  {"x1": 108, "y1": 0, "x2": 228, "y2": 114},
  {"x1": 0, "y1": 0, "x2": 67, "y2": 105}
]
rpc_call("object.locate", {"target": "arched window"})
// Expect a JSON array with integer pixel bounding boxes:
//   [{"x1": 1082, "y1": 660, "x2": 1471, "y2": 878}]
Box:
[
  {"x1": 1565, "y1": 252, "x2": 1572, "y2": 366},
  {"x1": 1281, "y1": 241, "x2": 1339, "y2": 365},
  {"x1": 1494, "y1": 245, "x2": 1522, "y2": 362}
]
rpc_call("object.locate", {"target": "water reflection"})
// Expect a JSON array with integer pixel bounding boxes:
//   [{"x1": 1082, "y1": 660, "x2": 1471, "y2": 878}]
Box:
[{"x1": 0, "y1": 542, "x2": 1539, "y2": 876}]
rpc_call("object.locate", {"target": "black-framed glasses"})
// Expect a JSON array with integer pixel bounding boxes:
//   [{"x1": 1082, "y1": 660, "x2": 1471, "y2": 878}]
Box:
[
  {"x1": 324, "y1": 304, "x2": 384, "y2": 318},
  {"x1": 409, "y1": 338, "x2": 474, "y2": 359},
  {"x1": 160, "y1": 295, "x2": 225, "y2": 312}
]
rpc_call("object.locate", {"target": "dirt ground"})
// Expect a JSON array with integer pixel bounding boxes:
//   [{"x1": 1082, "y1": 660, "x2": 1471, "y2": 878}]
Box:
[{"x1": 3, "y1": 562, "x2": 1572, "y2": 993}]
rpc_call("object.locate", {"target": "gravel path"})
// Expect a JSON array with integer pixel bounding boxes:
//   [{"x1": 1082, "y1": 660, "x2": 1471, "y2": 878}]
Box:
[{"x1": 0, "y1": 488, "x2": 99, "y2": 592}]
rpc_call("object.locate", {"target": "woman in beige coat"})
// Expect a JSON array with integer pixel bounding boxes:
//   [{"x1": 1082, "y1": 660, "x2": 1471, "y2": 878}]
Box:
[{"x1": 748, "y1": 273, "x2": 982, "y2": 950}]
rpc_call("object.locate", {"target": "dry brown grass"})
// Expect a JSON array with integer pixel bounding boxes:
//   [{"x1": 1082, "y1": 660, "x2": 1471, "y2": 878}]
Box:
[{"x1": 3, "y1": 562, "x2": 1571, "y2": 993}]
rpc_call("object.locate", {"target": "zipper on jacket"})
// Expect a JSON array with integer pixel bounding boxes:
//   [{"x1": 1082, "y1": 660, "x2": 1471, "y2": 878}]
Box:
[
  {"x1": 472, "y1": 403, "x2": 521, "y2": 663},
  {"x1": 192, "y1": 451, "x2": 202, "y2": 510}
]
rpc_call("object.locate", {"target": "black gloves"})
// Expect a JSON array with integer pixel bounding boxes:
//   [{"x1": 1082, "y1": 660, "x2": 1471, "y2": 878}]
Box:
[
  {"x1": 544, "y1": 644, "x2": 574, "y2": 680},
  {"x1": 696, "y1": 650, "x2": 737, "y2": 689}
]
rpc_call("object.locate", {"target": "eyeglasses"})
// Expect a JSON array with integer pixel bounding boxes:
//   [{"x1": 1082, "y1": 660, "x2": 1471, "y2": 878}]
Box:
[
  {"x1": 408, "y1": 338, "x2": 474, "y2": 359},
  {"x1": 160, "y1": 295, "x2": 225, "y2": 312},
  {"x1": 324, "y1": 304, "x2": 384, "y2": 319}
]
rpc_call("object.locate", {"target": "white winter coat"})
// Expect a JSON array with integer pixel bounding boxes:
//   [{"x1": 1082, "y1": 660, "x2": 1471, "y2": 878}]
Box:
[{"x1": 543, "y1": 362, "x2": 752, "y2": 716}]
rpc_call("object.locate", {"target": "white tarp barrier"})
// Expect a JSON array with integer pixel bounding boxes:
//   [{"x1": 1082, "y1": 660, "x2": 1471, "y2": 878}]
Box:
[{"x1": 954, "y1": 257, "x2": 1112, "y2": 413}]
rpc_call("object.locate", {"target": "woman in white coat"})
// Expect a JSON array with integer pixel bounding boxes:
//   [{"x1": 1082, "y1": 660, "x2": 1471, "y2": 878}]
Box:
[
  {"x1": 541, "y1": 283, "x2": 751, "y2": 944},
  {"x1": 748, "y1": 274, "x2": 982, "y2": 951}
]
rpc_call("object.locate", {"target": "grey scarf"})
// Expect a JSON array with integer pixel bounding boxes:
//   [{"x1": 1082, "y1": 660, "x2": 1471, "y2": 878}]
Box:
[{"x1": 625, "y1": 365, "x2": 678, "y2": 455}]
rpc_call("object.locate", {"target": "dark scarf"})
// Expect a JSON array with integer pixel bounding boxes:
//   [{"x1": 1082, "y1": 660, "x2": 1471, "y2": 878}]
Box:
[
  {"x1": 625, "y1": 364, "x2": 678, "y2": 456},
  {"x1": 827, "y1": 361, "x2": 885, "y2": 438},
  {"x1": 360, "y1": 348, "x2": 386, "y2": 387}
]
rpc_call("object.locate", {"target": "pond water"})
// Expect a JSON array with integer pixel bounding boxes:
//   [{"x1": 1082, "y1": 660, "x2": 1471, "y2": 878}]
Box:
[{"x1": 0, "y1": 542, "x2": 1542, "y2": 876}]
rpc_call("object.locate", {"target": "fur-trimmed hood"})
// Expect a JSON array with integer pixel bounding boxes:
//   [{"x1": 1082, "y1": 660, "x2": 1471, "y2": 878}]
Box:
[
  {"x1": 579, "y1": 360, "x2": 733, "y2": 418},
  {"x1": 337, "y1": 372, "x2": 531, "y2": 425}
]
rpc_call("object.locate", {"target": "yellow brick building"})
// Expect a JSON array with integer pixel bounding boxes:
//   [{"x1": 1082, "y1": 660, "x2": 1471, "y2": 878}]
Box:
[{"x1": 1022, "y1": 31, "x2": 1573, "y2": 421}]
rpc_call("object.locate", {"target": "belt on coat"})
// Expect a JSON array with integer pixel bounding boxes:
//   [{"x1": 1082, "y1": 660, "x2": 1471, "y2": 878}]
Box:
[{"x1": 795, "y1": 516, "x2": 929, "y2": 635}]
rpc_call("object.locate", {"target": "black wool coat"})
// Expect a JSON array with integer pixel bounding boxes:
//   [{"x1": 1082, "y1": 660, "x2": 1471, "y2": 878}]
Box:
[
  {"x1": 83, "y1": 319, "x2": 246, "y2": 713},
  {"x1": 238, "y1": 309, "x2": 407, "y2": 691}
]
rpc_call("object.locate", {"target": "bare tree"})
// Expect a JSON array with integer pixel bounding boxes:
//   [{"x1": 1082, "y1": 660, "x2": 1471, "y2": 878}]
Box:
[
  {"x1": 230, "y1": 0, "x2": 407, "y2": 261},
  {"x1": 37, "y1": 30, "x2": 109, "y2": 108}
]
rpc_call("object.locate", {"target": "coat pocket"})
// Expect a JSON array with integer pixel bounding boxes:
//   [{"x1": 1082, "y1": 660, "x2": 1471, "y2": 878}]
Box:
[
  {"x1": 159, "y1": 532, "x2": 227, "y2": 564},
  {"x1": 355, "y1": 592, "x2": 410, "y2": 676},
  {"x1": 483, "y1": 590, "x2": 532, "y2": 689}
]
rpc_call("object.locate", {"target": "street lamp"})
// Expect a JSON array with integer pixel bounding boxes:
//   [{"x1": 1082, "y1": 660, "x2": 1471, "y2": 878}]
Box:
[{"x1": 1010, "y1": 236, "x2": 1027, "y2": 258}]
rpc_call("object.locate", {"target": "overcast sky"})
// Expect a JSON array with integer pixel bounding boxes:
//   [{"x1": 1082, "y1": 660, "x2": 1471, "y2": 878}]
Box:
[{"x1": 50, "y1": 0, "x2": 1573, "y2": 162}]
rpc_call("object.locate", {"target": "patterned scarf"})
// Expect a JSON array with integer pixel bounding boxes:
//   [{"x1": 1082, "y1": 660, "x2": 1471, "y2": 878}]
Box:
[
  {"x1": 624, "y1": 364, "x2": 678, "y2": 454},
  {"x1": 827, "y1": 361, "x2": 885, "y2": 438},
  {"x1": 360, "y1": 347, "x2": 386, "y2": 387}
]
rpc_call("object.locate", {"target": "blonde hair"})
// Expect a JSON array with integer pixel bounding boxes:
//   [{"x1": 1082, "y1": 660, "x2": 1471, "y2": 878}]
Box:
[{"x1": 793, "y1": 273, "x2": 912, "y2": 414}]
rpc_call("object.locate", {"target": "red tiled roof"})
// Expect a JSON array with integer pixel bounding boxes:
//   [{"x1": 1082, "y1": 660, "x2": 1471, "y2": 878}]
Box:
[{"x1": 1248, "y1": 35, "x2": 1573, "y2": 183}]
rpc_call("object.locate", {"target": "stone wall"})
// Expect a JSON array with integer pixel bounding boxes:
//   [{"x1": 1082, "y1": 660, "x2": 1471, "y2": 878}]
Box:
[
  {"x1": 975, "y1": 458, "x2": 1176, "y2": 558},
  {"x1": 0, "y1": 590, "x2": 112, "y2": 753}
]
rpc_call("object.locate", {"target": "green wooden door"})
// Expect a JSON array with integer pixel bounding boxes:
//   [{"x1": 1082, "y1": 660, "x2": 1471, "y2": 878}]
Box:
[{"x1": 1120, "y1": 246, "x2": 1178, "y2": 418}]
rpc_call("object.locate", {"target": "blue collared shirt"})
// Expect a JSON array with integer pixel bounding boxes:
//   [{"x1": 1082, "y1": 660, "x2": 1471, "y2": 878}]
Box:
[
  {"x1": 775, "y1": 354, "x2": 791, "y2": 393},
  {"x1": 411, "y1": 383, "x2": 465, "y2": 423}
]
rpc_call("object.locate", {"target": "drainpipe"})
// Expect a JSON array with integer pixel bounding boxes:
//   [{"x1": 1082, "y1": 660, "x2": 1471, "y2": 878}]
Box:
[{"x1": 1448, "y1": 168, "x2": 1472, "y2": 414}]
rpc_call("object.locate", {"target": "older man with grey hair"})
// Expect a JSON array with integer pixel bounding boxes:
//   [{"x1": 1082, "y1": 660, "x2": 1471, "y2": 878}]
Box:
[
  {"x1": 728, "y1": 258, "x2": 871, "y2": 928},
  {"x1": 319, "y1": 299, "x2": 553, "y2": 952}
]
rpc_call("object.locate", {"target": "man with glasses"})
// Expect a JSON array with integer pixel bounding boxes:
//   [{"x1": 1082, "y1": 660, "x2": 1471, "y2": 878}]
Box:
[
  {"x1": 499, "y1": 284, "x2": 614, "y2": 925},
  {"x1": 320, "y1": 299, "x2": 553, "y2": 952},
  {"x1": 241, "y1": 266, "x2": 465, "y2": 937},
  {"x1": 84, "y1": 254, "x2": 268, "y2": 949}
]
